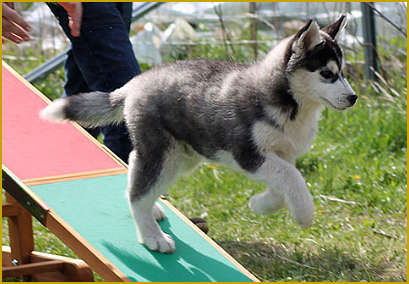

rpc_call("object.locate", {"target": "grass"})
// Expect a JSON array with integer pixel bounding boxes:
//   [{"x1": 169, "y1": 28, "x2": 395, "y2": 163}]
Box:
[{"x1": 2, "y1": 26, "x2": 407, "y2": 281}]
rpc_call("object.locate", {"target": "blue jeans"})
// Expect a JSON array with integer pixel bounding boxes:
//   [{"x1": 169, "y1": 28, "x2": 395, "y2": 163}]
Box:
[{"x1": 48, "y1": 3, "x2": 141, "y2": 163}]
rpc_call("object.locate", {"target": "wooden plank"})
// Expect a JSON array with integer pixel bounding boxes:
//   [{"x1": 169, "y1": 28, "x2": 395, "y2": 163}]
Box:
[
  {"x1": 2, "y1": 203, "x2": 20, "y2": 217},
  {"x1": 23, "y1": 168, "x2": 128, "y2": 186},
  {"x1": 2, "y1": 247, "x2": 94, "y2": 282},
  {"x1": 45, "y1": 210, "x2": 130, "y2": 282},
  {"x1": 2, "y1": 260, "x2": 64, "y2": 278},
  {"x1": 30, "y1": 250, "x2": 94, "y2": 282}
]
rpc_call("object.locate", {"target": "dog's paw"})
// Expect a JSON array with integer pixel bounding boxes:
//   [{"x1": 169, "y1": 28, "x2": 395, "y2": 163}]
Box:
[
  {"x1": 292, "y1": 208, "x2": 314, "y2": 229},
  {"x1": 152, "y1": 202, "x2": 165, "y2": 221},
  {"x1": 142, "y1": 233, "x2": 175, "y2": 254},
  {"x1": 288, "y1": 195, "x2": 314, "y2": 229},
  {"x1": 249, "y1": 191, "x2": 285, "y2": 215}
]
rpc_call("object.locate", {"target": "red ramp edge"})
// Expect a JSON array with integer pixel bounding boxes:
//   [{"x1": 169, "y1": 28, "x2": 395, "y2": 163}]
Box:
[{"x1": 2, "y1": 62, "x2": 126, "y2": 183}]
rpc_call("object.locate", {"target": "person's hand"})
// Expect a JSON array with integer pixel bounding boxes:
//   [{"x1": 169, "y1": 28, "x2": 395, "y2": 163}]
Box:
[
  {"x1": 2, "y1": 2, "x2": 31, "y2": 44},
  {"x1": 58, "y1": 2, "x2": 82, "y2": 37}
]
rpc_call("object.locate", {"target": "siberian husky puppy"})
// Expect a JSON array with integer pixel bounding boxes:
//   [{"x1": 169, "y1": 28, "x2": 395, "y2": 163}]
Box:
[{"x1": 41, "y1": 15, "x2": 357, "y2": 253}]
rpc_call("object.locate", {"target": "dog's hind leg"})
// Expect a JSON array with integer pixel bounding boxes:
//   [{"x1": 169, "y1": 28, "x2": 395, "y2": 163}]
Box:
[
  {"x1": 152, "y1": 201, "x2": 165, "y2": 221},
  {"x1": 249, "y1": 154, "x2": 314, "y2": 228},
  {"x1": 127, "y1": 141, "x2": 183, "y2": 253}
]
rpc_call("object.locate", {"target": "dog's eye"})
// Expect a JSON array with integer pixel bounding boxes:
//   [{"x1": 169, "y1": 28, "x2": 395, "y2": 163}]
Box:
[{"x1": 320, "y1": 70, "x2": 334, "y2": 79}]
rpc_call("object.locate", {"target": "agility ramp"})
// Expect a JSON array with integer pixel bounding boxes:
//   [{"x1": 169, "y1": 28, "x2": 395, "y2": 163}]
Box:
[{"x1": 2, "y1": 62, "x2": 259, "y2": 282}]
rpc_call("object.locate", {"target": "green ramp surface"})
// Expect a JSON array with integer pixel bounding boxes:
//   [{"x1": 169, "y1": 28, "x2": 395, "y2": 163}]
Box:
[{"x1": 31, "y1": 174, "x2": 253, "y2": 282}]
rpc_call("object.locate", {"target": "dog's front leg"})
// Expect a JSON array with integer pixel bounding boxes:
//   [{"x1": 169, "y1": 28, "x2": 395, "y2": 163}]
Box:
[{"x1": 249, "y1": 154, "x2": 314, "y2": 228}]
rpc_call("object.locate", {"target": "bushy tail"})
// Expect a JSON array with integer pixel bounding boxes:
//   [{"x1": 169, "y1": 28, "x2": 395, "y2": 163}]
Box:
[{"x1": 40, "y1": 89, "x2": 126, "y2": 128}]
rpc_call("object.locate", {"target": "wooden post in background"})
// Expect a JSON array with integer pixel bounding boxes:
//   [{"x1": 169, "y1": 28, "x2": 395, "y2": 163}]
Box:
[{"x1": 249, "y1": 2, "x2": 258, "y2": 60}]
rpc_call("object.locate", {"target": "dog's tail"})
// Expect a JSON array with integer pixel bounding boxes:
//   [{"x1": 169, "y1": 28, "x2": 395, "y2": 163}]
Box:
[{"x1": 40, "y1": 88, "x2": 126, "y2": 128}]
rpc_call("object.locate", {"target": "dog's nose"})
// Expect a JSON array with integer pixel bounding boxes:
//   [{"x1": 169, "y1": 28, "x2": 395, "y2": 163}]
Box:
[{"x1": 347, "y1": 94, "x2": 358, "y2": 105}]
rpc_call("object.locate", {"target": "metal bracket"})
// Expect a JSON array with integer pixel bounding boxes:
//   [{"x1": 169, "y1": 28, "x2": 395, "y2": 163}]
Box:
[{"x1": 2, "y1": 166, "x2": 49, "y2": 226}]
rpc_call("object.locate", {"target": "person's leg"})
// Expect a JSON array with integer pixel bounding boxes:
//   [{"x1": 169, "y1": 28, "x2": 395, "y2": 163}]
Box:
[
  {"x1": 63, "y1": 48, "x2": 101, "y2": 138},
  {"x1": 48, "y1": 3, "x2": 141, "y2": 162},
  {"x1": 101, "y1": 124, "x2": 134, "y2": 162},
  {"x1": 62, "y1": 49, "x2": 91, "y2": 96},
  {"x1": 68, "y1": 2, "x2": 141, "y2": 90}
]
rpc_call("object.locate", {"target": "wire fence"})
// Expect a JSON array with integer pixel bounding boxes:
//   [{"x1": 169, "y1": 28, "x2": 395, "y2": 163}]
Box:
[{"x1": 2, "y1": 2, "x2": 407, "y2": 89}]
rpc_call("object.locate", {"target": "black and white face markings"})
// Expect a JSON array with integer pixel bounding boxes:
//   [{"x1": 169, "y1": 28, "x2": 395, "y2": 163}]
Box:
[
  {"x1": 296, "y1": 36, "x2": 348, "y2": 85},
  {"x1": 319, "y1": 59, "x2": 344, "y2": 84}
]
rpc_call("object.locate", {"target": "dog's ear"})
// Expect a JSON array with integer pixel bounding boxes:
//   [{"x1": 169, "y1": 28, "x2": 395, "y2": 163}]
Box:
[
  {"x1": 321, "y1": 14, "x2": 347, "y2": 41},
  {"x1": 292, "y1": 20, "x2": 322, "y2": 59}
]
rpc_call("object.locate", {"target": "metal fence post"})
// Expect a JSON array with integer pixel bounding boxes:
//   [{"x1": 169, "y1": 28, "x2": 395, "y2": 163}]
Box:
[{"x1": 361, "y1": 2, "x2": 379, "y2": 81}]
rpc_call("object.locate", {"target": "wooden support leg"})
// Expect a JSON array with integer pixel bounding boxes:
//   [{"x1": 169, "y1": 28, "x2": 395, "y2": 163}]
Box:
[
  {"x1": 4, "y1": 193, "x2": 34, "y2": 281},
  {"x1": 5, "y1": 193, "x2": 34, "y2": 265}
]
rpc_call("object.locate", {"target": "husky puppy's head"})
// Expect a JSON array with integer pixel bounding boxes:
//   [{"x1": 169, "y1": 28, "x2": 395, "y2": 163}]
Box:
[{"x1": 287, "y1": 15, "x2": 357, "y2": 111}]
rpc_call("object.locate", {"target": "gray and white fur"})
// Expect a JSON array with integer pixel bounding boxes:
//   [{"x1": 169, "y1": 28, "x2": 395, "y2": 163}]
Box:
[{"x1": 41, "y1": 15, "x2": 357, "y2": 253}]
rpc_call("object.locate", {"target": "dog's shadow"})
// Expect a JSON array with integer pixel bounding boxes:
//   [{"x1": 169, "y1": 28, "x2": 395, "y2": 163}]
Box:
[
  {"x1": 102, "y1": 218, "x2": 254, "y2": 282},
  {"x1": 214, "y1": 239, "x2": 384, "y2": 282}
]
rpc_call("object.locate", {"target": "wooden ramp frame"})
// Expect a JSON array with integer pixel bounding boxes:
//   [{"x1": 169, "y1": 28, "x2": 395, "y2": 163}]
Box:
[
  {"x1": 1, "y1": 62, "x2": 259, "y2": 282},
  {"x1": 2, "y1": 168, "x2": 94, "y2": 281}
]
